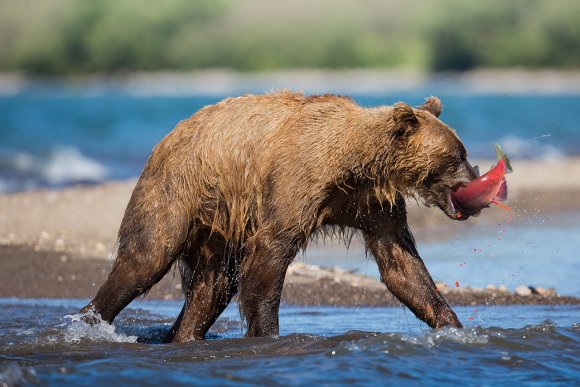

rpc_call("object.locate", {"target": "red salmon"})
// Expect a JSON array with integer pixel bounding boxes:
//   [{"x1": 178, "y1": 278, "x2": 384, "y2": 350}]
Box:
[{"x1": 451, "y1": 144, "x2": 513, "y2": 219}]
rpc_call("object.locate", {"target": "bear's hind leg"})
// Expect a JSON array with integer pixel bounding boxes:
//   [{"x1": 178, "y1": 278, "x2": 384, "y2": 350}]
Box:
[
  {"x1": 81, "y1": 199, "x2": 192, "y2": 324},
  {"x1": 238, "y1": 233, "x2": 299, "y2": 337},
  {"x1": 165, "y1": 238, "x2": 240, "y2": 343},
  {"x1": 80, "y1": 243, "x2": 178, "y2": 324}
]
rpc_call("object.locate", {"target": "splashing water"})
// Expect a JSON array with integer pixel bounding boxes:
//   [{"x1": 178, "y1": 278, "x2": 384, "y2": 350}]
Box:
[{"x1": 62, "y1": 310, "x2": 137, "y2": 344}]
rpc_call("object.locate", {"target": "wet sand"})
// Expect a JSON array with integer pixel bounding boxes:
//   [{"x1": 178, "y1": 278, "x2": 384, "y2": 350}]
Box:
[{"x1": 1, "y1": 157, "x2": 579, "y2": 305}]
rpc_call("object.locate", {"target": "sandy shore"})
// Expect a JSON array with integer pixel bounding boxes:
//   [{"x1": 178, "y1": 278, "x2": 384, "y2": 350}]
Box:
[{"x1": 1, "y1": 157, "x2": 579, "y2": 305}]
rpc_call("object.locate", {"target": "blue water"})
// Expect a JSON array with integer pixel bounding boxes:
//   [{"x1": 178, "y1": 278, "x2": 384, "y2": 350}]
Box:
[
  {"x1": 0, "y1": 298, "x2": 578, "y2": 385},
  {"x1": 1, "y1": 86, "x2": 579, "y2": 191}
]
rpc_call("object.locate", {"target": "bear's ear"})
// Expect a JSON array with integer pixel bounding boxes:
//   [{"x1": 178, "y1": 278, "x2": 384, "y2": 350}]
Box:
[
  {"x1": 418, "y1": 96, "x2": 442, "y2": 117},
  {"x1": 393, "y1": 102, "x2": 418, "y2": 133}
]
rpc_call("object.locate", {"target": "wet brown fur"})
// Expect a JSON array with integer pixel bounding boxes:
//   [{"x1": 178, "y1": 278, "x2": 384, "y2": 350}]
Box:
[{"x1": 81, "y1": 92, "x2": 478, "y2": 342}]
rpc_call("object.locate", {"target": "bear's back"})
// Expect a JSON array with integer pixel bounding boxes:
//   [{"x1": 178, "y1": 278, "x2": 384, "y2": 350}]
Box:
[
  {"x1": 158, "y1": 91, "x2": 356, "y2": 176},
  {"x1": 138, "y1": 91, "x2": 361, "y2": 239}
]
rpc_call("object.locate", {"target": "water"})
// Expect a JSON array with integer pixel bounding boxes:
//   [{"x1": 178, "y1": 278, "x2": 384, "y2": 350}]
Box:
[
  {"x1": 1, "y1": 86, "x2": 579, "y2": 191},
  {"x1": 303, "y1": 211, "x2": 580, "y2": 297},
  {"x1": 1, "y1": 298, "x2": 578, "y2": 385}
]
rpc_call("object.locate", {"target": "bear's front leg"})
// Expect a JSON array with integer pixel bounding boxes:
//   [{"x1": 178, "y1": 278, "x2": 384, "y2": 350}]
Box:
[{"x1": 364, "y1": 227, "x2": 462, "y2": 329}]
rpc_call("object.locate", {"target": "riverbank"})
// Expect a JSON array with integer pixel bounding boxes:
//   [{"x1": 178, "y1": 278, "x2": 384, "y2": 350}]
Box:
[{"x1": 1, "y1": 246, "x2": 577, "y2": 306}]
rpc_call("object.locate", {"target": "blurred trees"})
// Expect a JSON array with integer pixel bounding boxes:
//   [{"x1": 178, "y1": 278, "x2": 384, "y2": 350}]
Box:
[
  {"x1": 425, "y1": 0, "x2": 580, "y2": 71},
  {"x1": 0, "y1": 0, "x2": 579, "y2": 75}
]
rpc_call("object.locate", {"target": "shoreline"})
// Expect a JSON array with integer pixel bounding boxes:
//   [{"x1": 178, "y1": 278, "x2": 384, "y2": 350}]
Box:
[{"x1": 3, "y1": 68, "x2": 580, "y2": 96}]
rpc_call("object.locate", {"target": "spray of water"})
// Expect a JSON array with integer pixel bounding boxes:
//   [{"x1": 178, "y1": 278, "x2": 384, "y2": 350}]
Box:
[{"x1": 63, "y1": 310, "x2": 137, "y2": 344}]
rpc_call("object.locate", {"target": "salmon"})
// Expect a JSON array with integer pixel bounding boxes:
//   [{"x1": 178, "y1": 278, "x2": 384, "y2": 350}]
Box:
[{"x1": 451, "y1": 144, "x2": 513, "y2": 219}]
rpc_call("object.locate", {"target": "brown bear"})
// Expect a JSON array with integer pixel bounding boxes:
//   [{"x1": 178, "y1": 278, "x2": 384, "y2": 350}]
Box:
[{"x1": 80, "y1": 91, "x2": 478, "y2": 342}]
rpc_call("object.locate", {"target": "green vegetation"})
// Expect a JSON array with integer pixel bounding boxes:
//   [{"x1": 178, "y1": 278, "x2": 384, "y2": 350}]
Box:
[{"x1": 0, "y1": 0, "x2": 579, "y2": 75}]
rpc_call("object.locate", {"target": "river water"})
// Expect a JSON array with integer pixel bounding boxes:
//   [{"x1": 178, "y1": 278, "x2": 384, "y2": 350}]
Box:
[{"x1": 1, "y1": 298, "x2": 578, "y2": 385}]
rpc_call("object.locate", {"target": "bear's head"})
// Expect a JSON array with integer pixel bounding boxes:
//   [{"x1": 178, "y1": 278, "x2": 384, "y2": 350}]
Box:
[{"x1": 390, "y1": 96, "x2": 479, "y2": 220}]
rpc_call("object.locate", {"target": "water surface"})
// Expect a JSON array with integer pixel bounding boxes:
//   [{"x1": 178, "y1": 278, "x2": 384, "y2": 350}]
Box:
[{"x1": 1, "y1": 299, "x2": 578, "y2": 385}]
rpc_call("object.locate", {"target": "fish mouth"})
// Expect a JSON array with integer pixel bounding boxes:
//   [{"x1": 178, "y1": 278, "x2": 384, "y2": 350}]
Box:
[{"x1": 445, "y1": 182, "x2": 480, "y2": 220}]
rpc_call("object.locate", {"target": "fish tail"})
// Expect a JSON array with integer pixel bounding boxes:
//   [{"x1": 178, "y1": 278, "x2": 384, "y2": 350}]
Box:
[{"x1": 495, "y1": 143, "x2": 513, "y2": 173}]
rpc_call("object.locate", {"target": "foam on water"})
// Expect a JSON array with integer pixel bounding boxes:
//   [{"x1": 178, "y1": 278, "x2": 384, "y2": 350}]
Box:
[
  {"x1": 500, "y1": 134, "x2": 566, "y2": 161},
  {"x1": 0, "y1": 146, "x2": 107, "y2": 191},
  {"x1": 39, "y1": 147, "x2": 107, "y2": 185},
  {"x1": 0, "y1": 364, "x2": 38, "y2": 386},
  {"x1": 63, "y1": 311, "x2": 137, "y2": 344},
  {"x1": 400, "y1": 326, "x2": 490, "y2": 347}
]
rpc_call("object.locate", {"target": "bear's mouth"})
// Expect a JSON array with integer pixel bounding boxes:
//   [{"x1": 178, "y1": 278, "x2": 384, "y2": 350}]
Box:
[
  {"x1": 442, "y1": 183, "x2": 469, "y2": 220},
  {"x1": 444, "y1": 183, "x2": 480, "y2": 220},
  {"x1": 442, "y1": 190, "x2": 461, "y2": 220},
  {"x1": 446, "y1": 191, "x2": 458, "y2": 215}
]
